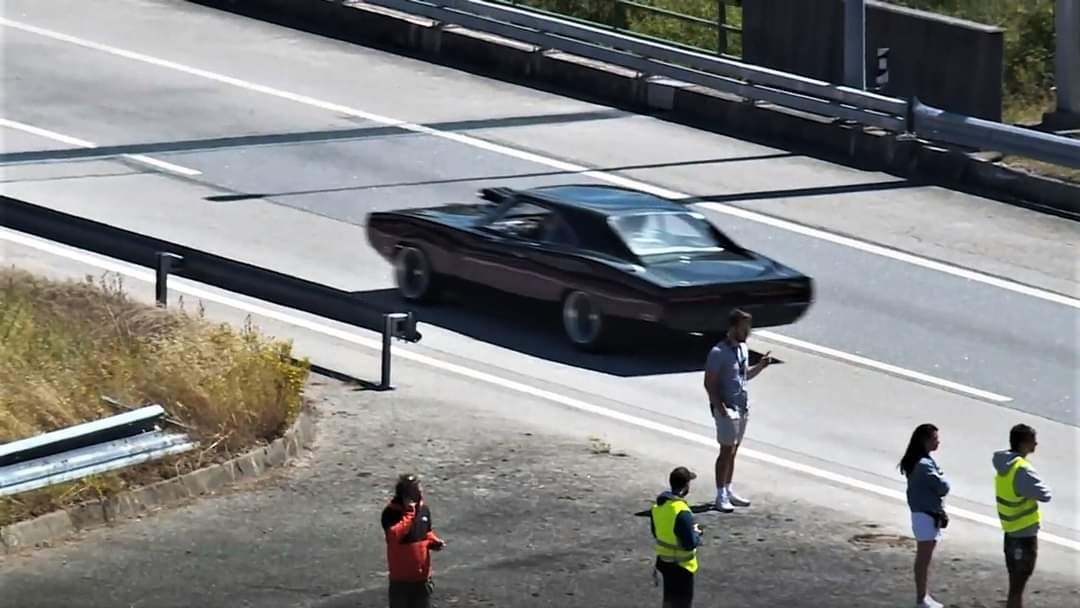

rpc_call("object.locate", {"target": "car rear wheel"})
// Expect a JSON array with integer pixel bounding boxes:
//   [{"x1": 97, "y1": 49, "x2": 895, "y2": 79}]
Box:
[
  {"x1": 562, "y1": 290, "x2": 607, "y2": 350},
  {"x1": 394, "y1": 245, "x2": 439, "y2": 302}
]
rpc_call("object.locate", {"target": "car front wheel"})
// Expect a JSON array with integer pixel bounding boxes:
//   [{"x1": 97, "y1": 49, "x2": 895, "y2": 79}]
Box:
[
  {"x1": 394, "y1": 245, "x2": 439, "y2": 302},
  {"x1": 561, "y1": 290, "x2": 607, "y2": 350}
]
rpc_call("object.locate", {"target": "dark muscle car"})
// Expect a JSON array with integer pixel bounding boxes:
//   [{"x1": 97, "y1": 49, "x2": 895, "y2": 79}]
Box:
[{"x1": 366, "y1": 184, "x2": 813, "y2": 350}]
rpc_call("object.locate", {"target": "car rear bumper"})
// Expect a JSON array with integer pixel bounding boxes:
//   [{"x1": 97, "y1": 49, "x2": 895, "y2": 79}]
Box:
[{"x1": 660, "y1": 299, "x2": 812, "y2": 332}]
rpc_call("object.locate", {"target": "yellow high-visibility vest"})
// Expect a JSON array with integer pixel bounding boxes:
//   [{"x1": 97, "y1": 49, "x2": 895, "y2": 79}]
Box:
[
  {"x1": 995, "y1": 456, "x2": 1041, "y2": 534},
  {"x1": 650, "y1": 497, "x2": 698, "y2": 573}
]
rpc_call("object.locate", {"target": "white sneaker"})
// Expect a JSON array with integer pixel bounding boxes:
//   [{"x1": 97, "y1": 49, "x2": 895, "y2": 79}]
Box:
[
  {"x1": 916, "y1": 595, "x2": 943, "y2": 608},
  {"x1": 715, "y1": 490, "x2": 734, "y2": 513},
  {"x1": 728, "y1": 489, "x2": 751, "y2": 507}
]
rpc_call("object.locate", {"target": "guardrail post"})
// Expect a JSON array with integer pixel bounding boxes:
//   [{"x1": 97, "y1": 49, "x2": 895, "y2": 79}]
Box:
[
  {"x1": 1051, "y1": 0, "x2": 1080, "y2": 120},
  {"x1": 717, "y1": 1, "x2": 728, "y2": 56},
  {"x1": 378, "y1": 312, "x2": 410, "y2": 390},
  {"x1": 155, "y1": 252, "x2": 184, "y2": 308},
  {"x1": 844, "y1": 0, "x2": 867, "y2": 90}
]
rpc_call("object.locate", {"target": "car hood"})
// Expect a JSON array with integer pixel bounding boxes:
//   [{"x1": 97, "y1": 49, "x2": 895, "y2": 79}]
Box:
[{"x1": 640, "y1": 255, "x2": 792, "y2": 287}]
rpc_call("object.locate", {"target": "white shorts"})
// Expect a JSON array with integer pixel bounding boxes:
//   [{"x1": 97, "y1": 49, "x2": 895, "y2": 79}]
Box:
[
  {"x1": 714, "y1": 408, "x2": 748, "y2": 446},
  {"x1": 911, "y1": 512, "x2": 943, "y2": 542}
]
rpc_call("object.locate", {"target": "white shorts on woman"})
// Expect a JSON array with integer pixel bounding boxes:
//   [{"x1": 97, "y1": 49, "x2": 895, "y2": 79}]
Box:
[{"x1": 911, "y1": 511, "x2": 943, "y2": 542}]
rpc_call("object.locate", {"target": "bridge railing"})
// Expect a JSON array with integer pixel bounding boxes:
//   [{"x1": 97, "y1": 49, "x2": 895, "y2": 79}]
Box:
[
  {"x1": 493, "y1": 0, "x2": 743, "y2": 57},
  {"x1": 367, "y1": 0, "x2": 1080, "y2": 169}
]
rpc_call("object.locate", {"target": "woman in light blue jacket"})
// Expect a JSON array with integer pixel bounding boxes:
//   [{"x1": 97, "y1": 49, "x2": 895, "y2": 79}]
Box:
[{"x1": 898, "y1": 423, "x2": 951, "y2": 608}]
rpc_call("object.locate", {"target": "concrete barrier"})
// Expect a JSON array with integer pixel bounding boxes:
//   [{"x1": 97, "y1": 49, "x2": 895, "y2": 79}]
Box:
[
  {"x1": 742, "y1": 0, "x2": 1005, "y2": 121},
  {"x1": 182, "y1": 0, "x2": 1077, "y2": 219}
]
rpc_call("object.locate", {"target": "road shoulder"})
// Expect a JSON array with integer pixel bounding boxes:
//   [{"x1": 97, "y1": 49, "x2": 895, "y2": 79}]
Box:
[{"x1": 2, "y1": 377, "x2": 1076, "y2": 608}]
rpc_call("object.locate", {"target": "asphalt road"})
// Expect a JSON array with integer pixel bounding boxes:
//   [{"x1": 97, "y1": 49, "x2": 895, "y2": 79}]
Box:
[
  {"x1": 2, "y1": 241, "x2": 1078, "y2": 608},
  {"x1": 1, "y1": 0, "x2": 1078, "y2": 547}
]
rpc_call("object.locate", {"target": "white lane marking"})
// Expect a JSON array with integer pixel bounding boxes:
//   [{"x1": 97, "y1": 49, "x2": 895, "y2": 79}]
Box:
[
  {"x1": 2, "y1": 18, "x2": 1078, "y2": 310},
  {"x1": 3, "y1": 227, "x2": 1073, "y2": 551},
  {"x1": 755, "y1": 330, "x2": 1012, "y2": 402},
  {"x1": 121, "y1": 154, "x2": 202, "y2": 176},
  {"x1": 0, "y1": 118, "x2": 202, "y2": 177}
]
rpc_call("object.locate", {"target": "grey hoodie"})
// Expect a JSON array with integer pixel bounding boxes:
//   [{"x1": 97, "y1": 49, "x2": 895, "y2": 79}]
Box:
[{"x1": 993, "y1": 449, "x2": 1053, "y2": 537}]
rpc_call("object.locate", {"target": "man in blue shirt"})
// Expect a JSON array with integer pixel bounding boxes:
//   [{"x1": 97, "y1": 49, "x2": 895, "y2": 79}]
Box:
[{"x1": 704, "y1": 309, "x2": 773, "y2": 512}]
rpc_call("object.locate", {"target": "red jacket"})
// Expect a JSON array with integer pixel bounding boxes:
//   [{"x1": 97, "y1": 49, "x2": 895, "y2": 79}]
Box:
[{"x1": 381, "y1": 499, "x2": 443, "y2": 582}]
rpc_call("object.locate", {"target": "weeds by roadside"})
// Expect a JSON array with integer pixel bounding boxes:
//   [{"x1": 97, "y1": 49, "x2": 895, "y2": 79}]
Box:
[{"x1": 0, "y1": 267, "x2": 311, "y2": 526}]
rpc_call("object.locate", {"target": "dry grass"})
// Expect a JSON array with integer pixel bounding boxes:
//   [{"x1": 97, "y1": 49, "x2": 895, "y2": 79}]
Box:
[{"x1": 0, "y1": 267, "x2": 310, "y2": 526}]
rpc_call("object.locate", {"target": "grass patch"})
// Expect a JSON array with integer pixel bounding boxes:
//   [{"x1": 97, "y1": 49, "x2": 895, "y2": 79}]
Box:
[{"x1": 0, "y1": 267, "x2": 311, "y2": 527}]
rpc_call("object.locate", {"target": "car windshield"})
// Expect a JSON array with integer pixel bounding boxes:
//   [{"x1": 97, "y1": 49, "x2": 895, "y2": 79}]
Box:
[{"x1": 608, "y1": 211, "x2": 725, "y2": 256}]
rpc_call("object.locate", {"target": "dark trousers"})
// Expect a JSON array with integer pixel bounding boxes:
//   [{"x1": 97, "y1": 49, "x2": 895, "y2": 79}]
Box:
[
  {"x1": 389, "y1": 580, "x2": 433, "y2": 608},
  {"x1": 1004, "y1": 535, "x2": 1038, "y2": 608},
  {"x1": 655, "y1": 558, "x2": 694, "y2": 608}
]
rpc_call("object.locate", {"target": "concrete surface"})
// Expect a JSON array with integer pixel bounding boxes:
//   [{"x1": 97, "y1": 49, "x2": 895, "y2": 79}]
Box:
[
  {"x1": 0, "y1": 410, "x2": 316, "y2": 554},
  {"x1": 2, "y1": 375, "x2": 1078, "y2": 608}
]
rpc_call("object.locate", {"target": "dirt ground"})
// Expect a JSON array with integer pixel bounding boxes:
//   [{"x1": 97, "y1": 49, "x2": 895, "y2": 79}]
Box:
[{"x1": 1, "y1": 376, "x2": 1077, "y2": 608}]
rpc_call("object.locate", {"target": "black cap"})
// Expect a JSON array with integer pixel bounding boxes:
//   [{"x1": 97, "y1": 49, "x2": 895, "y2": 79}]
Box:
[{"x1": 669, "y1": 466, "x2": 696, "y2": 490}]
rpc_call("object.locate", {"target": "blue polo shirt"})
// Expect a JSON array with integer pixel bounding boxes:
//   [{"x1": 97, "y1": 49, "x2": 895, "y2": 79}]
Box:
[{"x1": 706, "y1": 339, "x2": 748, "y2": 413}]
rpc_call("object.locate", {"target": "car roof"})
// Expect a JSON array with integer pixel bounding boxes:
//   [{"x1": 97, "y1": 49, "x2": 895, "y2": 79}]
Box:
[{"x1": 520, "y1": 184, "x2": 688, "y2": 215}]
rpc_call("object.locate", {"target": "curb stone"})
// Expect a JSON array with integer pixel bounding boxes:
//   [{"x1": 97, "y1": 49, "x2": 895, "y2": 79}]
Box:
[
  {"x1": 187, "y1": 0, "x2": 1079, "y2": 219},
  {"x1": 0, "y1": 408, "x2": 317, "y2": 556}
]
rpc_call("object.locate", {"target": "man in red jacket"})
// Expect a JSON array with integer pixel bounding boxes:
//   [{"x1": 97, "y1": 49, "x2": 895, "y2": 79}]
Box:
[{"x1": 381, "y1": 473, "x2": 446, "y2": 608}]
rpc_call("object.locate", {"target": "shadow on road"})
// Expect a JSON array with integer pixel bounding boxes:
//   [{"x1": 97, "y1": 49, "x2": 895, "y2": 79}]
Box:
[{"x1": 351, "y1": 285, "x2": 774, "y2": 377}]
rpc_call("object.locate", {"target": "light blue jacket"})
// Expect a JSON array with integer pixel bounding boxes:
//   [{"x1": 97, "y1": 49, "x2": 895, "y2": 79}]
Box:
[{"x1": 906, "y1": 456, "x2": 950, "y2": 513}]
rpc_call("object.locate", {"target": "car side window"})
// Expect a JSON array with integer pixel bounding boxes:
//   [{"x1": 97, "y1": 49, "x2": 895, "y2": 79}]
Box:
[
  {"x1": 485, "y1": 201, "x2": 550, "y2": 241},
  {"x1": 537, "y1": 212, "x2": 579, "y2": 247}
]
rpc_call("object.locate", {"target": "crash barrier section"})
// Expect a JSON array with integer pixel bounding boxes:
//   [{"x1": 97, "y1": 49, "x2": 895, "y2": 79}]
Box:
[
  {"x1": 0, "y1": 195, "x2": 421, "y2": 390},
  {"x1": 742, "y1": 0, "x2": 1005, "y2": 121},
  {"x1": 0, "y1": 405, "x2": 197, "y2": 497},
  {"x1": 357, "y1": 0, "x2": 1078, "y2": 169}
]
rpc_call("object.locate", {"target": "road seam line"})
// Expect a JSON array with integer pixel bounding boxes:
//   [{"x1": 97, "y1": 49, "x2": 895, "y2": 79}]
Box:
[
  {"x1": 3, "y1": 227, "x2": 1071, "y2": 551},
  {"x1": 0, "y1": 118, "x2": 202, "y2": 177}
]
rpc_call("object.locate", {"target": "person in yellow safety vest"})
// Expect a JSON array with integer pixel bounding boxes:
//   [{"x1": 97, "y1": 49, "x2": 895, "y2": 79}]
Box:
[
  {"x1": 649, "y1": 466, "x2": 703, "y2": 608},
  {"x1": 992, "y1": 424, "x2": 1053, "y2": 608}
]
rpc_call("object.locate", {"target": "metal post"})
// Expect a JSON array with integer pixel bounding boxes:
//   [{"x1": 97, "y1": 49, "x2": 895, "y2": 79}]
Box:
[
  {"x1": 844, "y1": 0, "x2": 866, "y2": 89},
  {"x1": 1056, "y1": 0, "x2": 1080, "y2": 115},
  {"x1": 378, "y1": 313, "x2": 409, "y2": 390},
  {"x1": 717, "y1": 1, "x2": 728, "y2": 56},
  {"x1": 155, "y1": 252, "x2": 183, "y2": 308}
]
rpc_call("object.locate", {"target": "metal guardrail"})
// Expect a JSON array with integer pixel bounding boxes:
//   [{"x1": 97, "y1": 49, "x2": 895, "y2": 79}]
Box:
[
  {"x1": 911, "y1": 99, "x2": 1080, "y2": 169},
  {"x1": 370, "y1": 0, "x2": 906, "y2": 130},
  {"x1": 366, "y1": 0, "x2": 1080, "y2": 169},
  {"x1": 0, "y1": 195, "x2": 422, "y2": 390},
  {"x1": 495, "y1": 0, "x2": 743, "y2": 57},
  {"x1": 0, "y1": 405, "x2": 197, "y2": 497}
]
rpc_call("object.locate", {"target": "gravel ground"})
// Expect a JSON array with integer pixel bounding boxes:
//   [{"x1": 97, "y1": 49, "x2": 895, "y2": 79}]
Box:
[{"x1": 1, "y1": 376, "x2": 1077, "y2": 608}]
